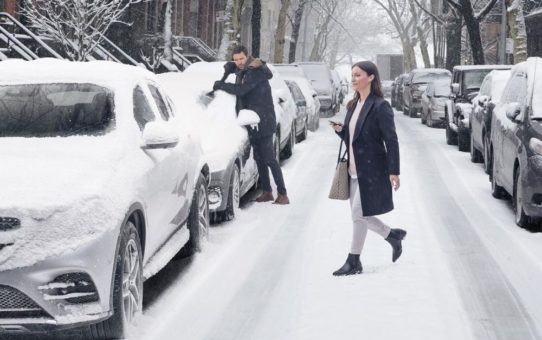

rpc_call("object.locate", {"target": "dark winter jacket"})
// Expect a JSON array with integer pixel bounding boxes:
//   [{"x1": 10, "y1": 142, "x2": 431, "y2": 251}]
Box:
[
  {"x1": 337, "y1": 94, "x2": 400, "y2": 216},
  {"x1": 218, "y1": 58, "x2": 276, "y2": 140}
]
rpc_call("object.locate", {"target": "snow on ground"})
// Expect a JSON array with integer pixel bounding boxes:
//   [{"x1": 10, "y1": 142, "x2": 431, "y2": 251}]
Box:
[{"x1": 124, "y1": 103, "x2": 532, "y2": 340}]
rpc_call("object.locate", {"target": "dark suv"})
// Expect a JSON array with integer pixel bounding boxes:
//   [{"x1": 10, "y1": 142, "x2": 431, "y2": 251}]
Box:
[
  {"x1": 490, "y1": 57, "x2": 542, "y2": 229},
  {"x1": 445, "y1": 65, "x2": 511, "y2": 151},
  {"x1": 402, "y1": 68, "x2": 451, "y2": 118},
  {"x1": 393, "y1": 73, "x2": 409, "y2": 111}
]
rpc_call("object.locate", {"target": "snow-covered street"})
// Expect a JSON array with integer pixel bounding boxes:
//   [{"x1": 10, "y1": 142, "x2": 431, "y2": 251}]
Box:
[{"x1": 125, "y1": 107, "x2": 542, "y2": 340}]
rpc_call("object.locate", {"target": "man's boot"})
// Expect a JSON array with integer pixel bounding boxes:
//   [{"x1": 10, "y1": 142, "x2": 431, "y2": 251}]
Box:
[
  {"x1": 332, "y1": 253, "x2": 362, "y2": 276},
  {"x1": 255, "y1": 191, "x2": 274, "y2": 203},
  {"x1": 385, "y1": 228, "x2": 407, "y2": 262},
  {"x1": 273, "y1": 194, "x2": 290, "y2": 205}
]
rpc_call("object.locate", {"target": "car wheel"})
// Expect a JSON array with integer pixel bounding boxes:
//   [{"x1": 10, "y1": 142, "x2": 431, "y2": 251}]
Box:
[
  {"x1": 445, "y1": 112, "x2": 458, "y2": 145},
  {"x1": 84, "y1": 220, "x2": 143, "y2": 339},
  {"x1": 221, "y1": 164, "x2": 240, "y2": 222},
  {"x1": 513, "y1": 167, "x2": 530, "y2": 228},
  {"x1": 403, "y1": 105, "x2": 409, "y2": 116},
  {"x1": 315, "y1": 116, "x2": 320, "y2": 130},
  {"x1": 297, "y1": 117, "x2": 308, "y2": 142},
  {"x1": 421, "y1": 110, "x2": 426, "y2": 124},
  {"x1": 491, "y1": 153, "x2": 506, "y2": 199},
  {"x1": 409, "y1": 108, "x2": 417, "y2": 118},
  {"x1": 470, "y1": 132, "x2": 483, "y2": 163},
  {"x1": 179, "y1": 173, "x2": 209, "y2": 256},
  {"x1": 483, "y1": 134, "x2": 492, "y2": 175},
  {"x1": 281, "y1": 126, "x2": 295, "y2": 159},
  {"x1": 457, "y1": 125, "x2": 470, "y2": 152}
]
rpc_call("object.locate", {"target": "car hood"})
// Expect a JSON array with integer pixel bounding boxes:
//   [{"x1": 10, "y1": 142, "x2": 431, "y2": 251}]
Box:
[{"x1": 0, "y1": 135, "x2": 126, "y2": 213}]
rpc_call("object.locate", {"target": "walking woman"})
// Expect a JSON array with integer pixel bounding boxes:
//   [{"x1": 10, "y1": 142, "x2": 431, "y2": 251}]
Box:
[{"x1": 330, "y1": 61, "x2": 406, "y2": 276}]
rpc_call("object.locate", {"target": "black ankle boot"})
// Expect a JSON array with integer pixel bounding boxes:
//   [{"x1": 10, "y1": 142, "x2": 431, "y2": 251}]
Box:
[
  {"x1": 385, "y1": 228, "x2": 407, "y2": 262},
  {"x1": 333, "y1": 253, "x2": 363, "y2": 276}
]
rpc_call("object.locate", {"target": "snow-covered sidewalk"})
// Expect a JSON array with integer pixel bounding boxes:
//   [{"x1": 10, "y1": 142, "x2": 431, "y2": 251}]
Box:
[{"x1": 129, "y1": 108, "x2": 542, "y2": 340}]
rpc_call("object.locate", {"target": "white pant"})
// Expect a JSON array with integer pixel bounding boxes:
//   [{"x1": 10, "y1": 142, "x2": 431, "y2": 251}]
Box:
[{"x1": 349, "y1": 177, "x2": 391, "y2": 254}]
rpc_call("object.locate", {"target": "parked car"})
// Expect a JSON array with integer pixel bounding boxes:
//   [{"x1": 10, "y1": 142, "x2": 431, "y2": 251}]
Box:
[
  {"x1": 394, "y1": 73, "x2": 410, "y2": 111},
  {"x1": 0, "y1": 59, "x2": 209, "y2": 337},
  {"x1": 158, "y1": 62, "x2": 260, "y2": 223},
  {"x1": 445, "y1": 64, "x2": 511, "y2": 151},
  {"x1": 391, "y1": 76, "x2": 399, "y2": 108},
  {"x1": 331, "y1": 69, "x2": 344, "y2": 105},
  {"x1": 403, "y1": 68, "x2": 451, "y2": 118},
  {"x1": 469, "y1": 69, "x2": 511, "y2": 169},
  {"x1": 420, "y1": 78, "x2": 451, "y2": 127},
  {"x1": 489, "y1": 57, "x2": 542, "y2": 229},
  {"x1": 285, "y1": 79, "x2": 309, "y2": 142},
  {"x1": 273, "y1": 64, "x2": 321, "y2": 131},
  {"x1": 296, "y1": 62, "x2": 337, "y2": 116},
  {"x1": 268, "y1": 64, "x2": 298, "y2": 160},
  {"x1": 382, "y1": 80, "x2": 394, "y2": 98}
]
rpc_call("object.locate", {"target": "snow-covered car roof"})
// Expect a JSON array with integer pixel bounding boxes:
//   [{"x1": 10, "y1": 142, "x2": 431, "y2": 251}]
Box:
[
  {"x1": 410, "y1": 68, "x2": 450, "y2": 74},
  {"x1": 0, "y1": 58, "x2": 155, "y2": 87},
  {"x1": 453, "y1": 65, "x2": 511, "y2": 71}
]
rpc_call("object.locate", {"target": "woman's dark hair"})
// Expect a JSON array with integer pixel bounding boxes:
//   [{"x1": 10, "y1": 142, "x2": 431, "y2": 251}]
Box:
[{"x1": 347, "y1": 60, "x2": 384, "y2": 110}]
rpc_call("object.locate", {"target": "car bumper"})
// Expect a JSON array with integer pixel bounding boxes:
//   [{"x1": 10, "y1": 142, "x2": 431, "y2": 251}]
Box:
[
  {"x1": 0, "y1": 227, "x2": 119, "y2": 333},
  {"x1": 430, "y1": 109, "x2": 445, "y2": 120},
  {"x1": 317, "y1": 96, "x2": 333, "y2": 110},
  {"x1": 522, "y1": 156, "x2": 542, "y2": 217}
]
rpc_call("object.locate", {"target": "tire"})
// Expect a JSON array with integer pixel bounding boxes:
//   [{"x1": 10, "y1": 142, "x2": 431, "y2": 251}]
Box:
[
  {"x1": 281, "y1": 125, "x2": 295, "y2": 159},
  {"x1": 427, "y1": 110, "x2": 433, "y2": 128},
  {"x1": 470, "y1": 132, "x2": 483, "y2": 163},
  {"x1": 297, "y1": 117, "x2": 308, "y2": 142},
  {"x1": 315, "y1": 116, "x2": 320, "y2": 130},
  {"x1": 513, "y1": 167, "x2": 530, "y2": 228},
  {"x1": 403, "y1": 104, "x2": 409, "y2": 116},
  {"x1": 217, "y1": 164, "x2": 240, "y2": 222},
  {"x1": 445, "y1": 113, "x2": 458, "y2": 145},
  {"x1": 491, "y1": 153, "x2": 506, "y2": 199},
  {"x1": 457, "y1": 124, "x2": 470, "y2": 152},
  {"x1": 180, "y1": 173, "x2": 210, "y2": 256},
  {"x1": 409, "y1": 108, "x2": 417, "y2": 118},
  {"x1": 84, "y1": 220, "x2": 143, "y2": 339},
  {"x1": 483, "y1": 134, "x2": 491, "y2": 175},
  {"x1": 421, "y1": 110, "x2": 426, "y2": 125}
]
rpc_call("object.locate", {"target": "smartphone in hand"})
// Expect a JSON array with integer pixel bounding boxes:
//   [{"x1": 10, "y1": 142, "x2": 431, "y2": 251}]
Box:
[{"x1": 329, "y1": 120, "x2": 342, "y2": 126}]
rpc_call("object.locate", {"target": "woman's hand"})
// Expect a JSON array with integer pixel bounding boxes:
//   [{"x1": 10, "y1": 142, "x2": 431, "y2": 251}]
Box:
[
  {"x1": 329, "y1": 121, "x2": 343, "y2": 133},
  {"x1": 390, "y1": 175, "x2": 400, "y2": 191}
]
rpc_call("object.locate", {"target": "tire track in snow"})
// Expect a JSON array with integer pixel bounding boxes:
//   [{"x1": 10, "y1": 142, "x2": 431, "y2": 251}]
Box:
[{"x1": 396, "y1": 112, "x2": 541, "y2": 340}]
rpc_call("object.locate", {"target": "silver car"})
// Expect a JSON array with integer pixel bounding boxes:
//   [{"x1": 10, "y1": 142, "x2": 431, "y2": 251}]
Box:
[
  {"x1": 0, "y1": 60, "x2": 209, "y2": 337},
  {"x1": 421, "y1": 79, "x2": 451, "y2": 127}
]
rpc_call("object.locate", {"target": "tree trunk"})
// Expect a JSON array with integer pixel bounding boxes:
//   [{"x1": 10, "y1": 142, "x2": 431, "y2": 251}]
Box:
[
  {"x1": 507, "y1": 0, "x2": 528, "y2": 63},
  {"x1": 274, "y1": 0, "x2": 291, "y2": 63},
  {"x1": 461, "y1": 2, "x2": 485, "y2": 64},
  {"x1": 288, "y1": 0, "x2": 305, "y2": 63},
  {"x1": 409, "y1": 0, "x2": 431, "y2": 68},
  {"x1": 252, "y1": 0, "x2": 261, "y2": 57},
  {"x1": 163, "y1": 0, "x2": 173, "y2": 62},
  {"x1": 218, "y1": 0, "x2": 243, "y2": 59},
  {"x1": 445, "y1": 16, "x2": 462, "y2": 70}
]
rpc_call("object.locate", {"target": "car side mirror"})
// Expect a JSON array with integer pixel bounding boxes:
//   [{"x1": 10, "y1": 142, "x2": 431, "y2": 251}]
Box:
[
  {"x1": 451, "y1": 83, "x2": 460, "y2": 95},
  {"x1": 141, "y1": 121, "x2": 179, "y2": 149},
  {"x1": 312, "y1": 92, "x2": 318, "y2": 98},
  {"x1": 478, "y1": 95, "x2": 489, "y2": 106},
  {"x1": 505, "y1": 102, "x2": 522, "y2": 122},
  {"x1": 237, "y1": 109, "x2": 260, "y2": 126}
]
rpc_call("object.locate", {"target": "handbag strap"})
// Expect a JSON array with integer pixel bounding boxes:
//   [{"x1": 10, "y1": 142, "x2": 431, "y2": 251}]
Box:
[{"x1": 337, "y1": 141, "x2": 348, "y2": 164}]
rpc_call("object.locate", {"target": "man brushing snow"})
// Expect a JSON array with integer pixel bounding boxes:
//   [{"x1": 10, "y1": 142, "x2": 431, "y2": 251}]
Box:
[{"x1": 213, "y1": 45, "x2": 290, "y2": 205}]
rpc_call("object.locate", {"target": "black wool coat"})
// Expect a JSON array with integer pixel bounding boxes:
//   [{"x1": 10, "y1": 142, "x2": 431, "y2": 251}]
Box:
[
  {"x1": 219, "y1": 58, "x2": 276, "y2": 140},
  {"x1": 337, "y1": 94, "x2": 400, "y2": 216}
]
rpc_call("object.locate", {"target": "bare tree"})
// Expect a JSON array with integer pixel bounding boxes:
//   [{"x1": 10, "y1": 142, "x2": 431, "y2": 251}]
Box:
[
  {"x1": 163, "y1": 0, "x2": 173, "y2": 63},
  {"x1": 444, "y1": 0, "x2": 499, "y2": 64},
  {"x1": 218, "y1": 0, "x2": 245, "y2": 59},
  {"x1": 274, "y1": 0, "x2": 292, "y2": 63},
  {"x1": 288, "y1": 0, "x2": 308, "y2": 63},
  {"x1": 408, "y1": 0, "x2": 431, "y2": 68},
  {"x1": 252, "y1": 0, "x2": 262, "y2": 57},
  {"x1": 373, "y1": 0, "x2": 418, "y2": 71},
  {"x1": 309, "y1": 0, "x2": 340, "y2": 61},
  {"x1": 22, "y1": 0, "x2": 145, "y2": 61}
]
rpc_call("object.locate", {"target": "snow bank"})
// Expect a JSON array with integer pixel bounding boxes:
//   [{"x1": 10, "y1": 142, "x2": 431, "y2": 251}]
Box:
[{"x1": 158, "y1": 66, "x2": 247, "y2": 172}]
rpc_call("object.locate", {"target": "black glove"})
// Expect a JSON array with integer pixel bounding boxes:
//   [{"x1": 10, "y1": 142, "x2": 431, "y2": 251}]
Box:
[
  {"x1": 213, "y1": 81, "x2": 223, "y2": 91},
  {"x1": 223, "y1": 61, "x2": 237, "y2": 75}
]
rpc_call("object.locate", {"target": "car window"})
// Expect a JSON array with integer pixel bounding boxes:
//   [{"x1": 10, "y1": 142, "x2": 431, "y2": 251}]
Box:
[
  {"x1": 0, "y1": 83, "x2": 114, "y2": 138},
  {"x1": 133, "y1": 85, "x2": 156, "y2": 130},
  {"x1": 479, "y1": 75, "x2": 491, "y2": 96},
  {"x1": 148, "y1": 84, "x2": 170, "y2": 120},
  {"x1": 502, "y1": 72, "x2": 528, "y2": 105},
  {"x1": 462, "y1": 70, "x2": 492, "y2": 90}
]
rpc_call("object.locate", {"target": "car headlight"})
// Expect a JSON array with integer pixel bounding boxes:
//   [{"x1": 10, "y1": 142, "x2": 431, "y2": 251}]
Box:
[{"x1": 530, "y1": 138, "x2": 542, "y2": 156}]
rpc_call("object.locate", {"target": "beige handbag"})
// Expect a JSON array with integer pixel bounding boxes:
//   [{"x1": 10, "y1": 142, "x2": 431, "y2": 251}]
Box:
[{"x1": 329, "y1": 141, "x2": 349, "y2": 200}]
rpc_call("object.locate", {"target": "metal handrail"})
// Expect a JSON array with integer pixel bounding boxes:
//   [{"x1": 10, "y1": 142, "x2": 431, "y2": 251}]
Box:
[
  {"x1": 0, "y1": 12, "x2": 63, "y2": 59},
  {"x1": 0, "y1": 28, "x2": 35, "y2": 60},
  {"x1": 98, "y1": 34, "x2": 139, "y2": 66}
]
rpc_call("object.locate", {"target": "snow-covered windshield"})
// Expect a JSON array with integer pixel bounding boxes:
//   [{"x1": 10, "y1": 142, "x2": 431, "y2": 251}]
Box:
[
  {"x1": 297, "y1": 64, "x2": 332, "y2": 91},
  {"x1": 463, "y1": 70, "x2": 492, "y2": 90},
  {"x1": 0, "y1": 83, "x2": 114, "y2": 138},
  {"x1": 412, "y1": 72, "x2": 450, "y2": 84},
  {"x1": 491, "y1": 71, "x2": 511, "y2": 103}
]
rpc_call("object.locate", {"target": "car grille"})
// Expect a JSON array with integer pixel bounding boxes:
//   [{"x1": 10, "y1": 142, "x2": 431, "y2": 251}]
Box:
[{"x1": 0, "y1": 285, "x2": 49, "y2": 318}]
